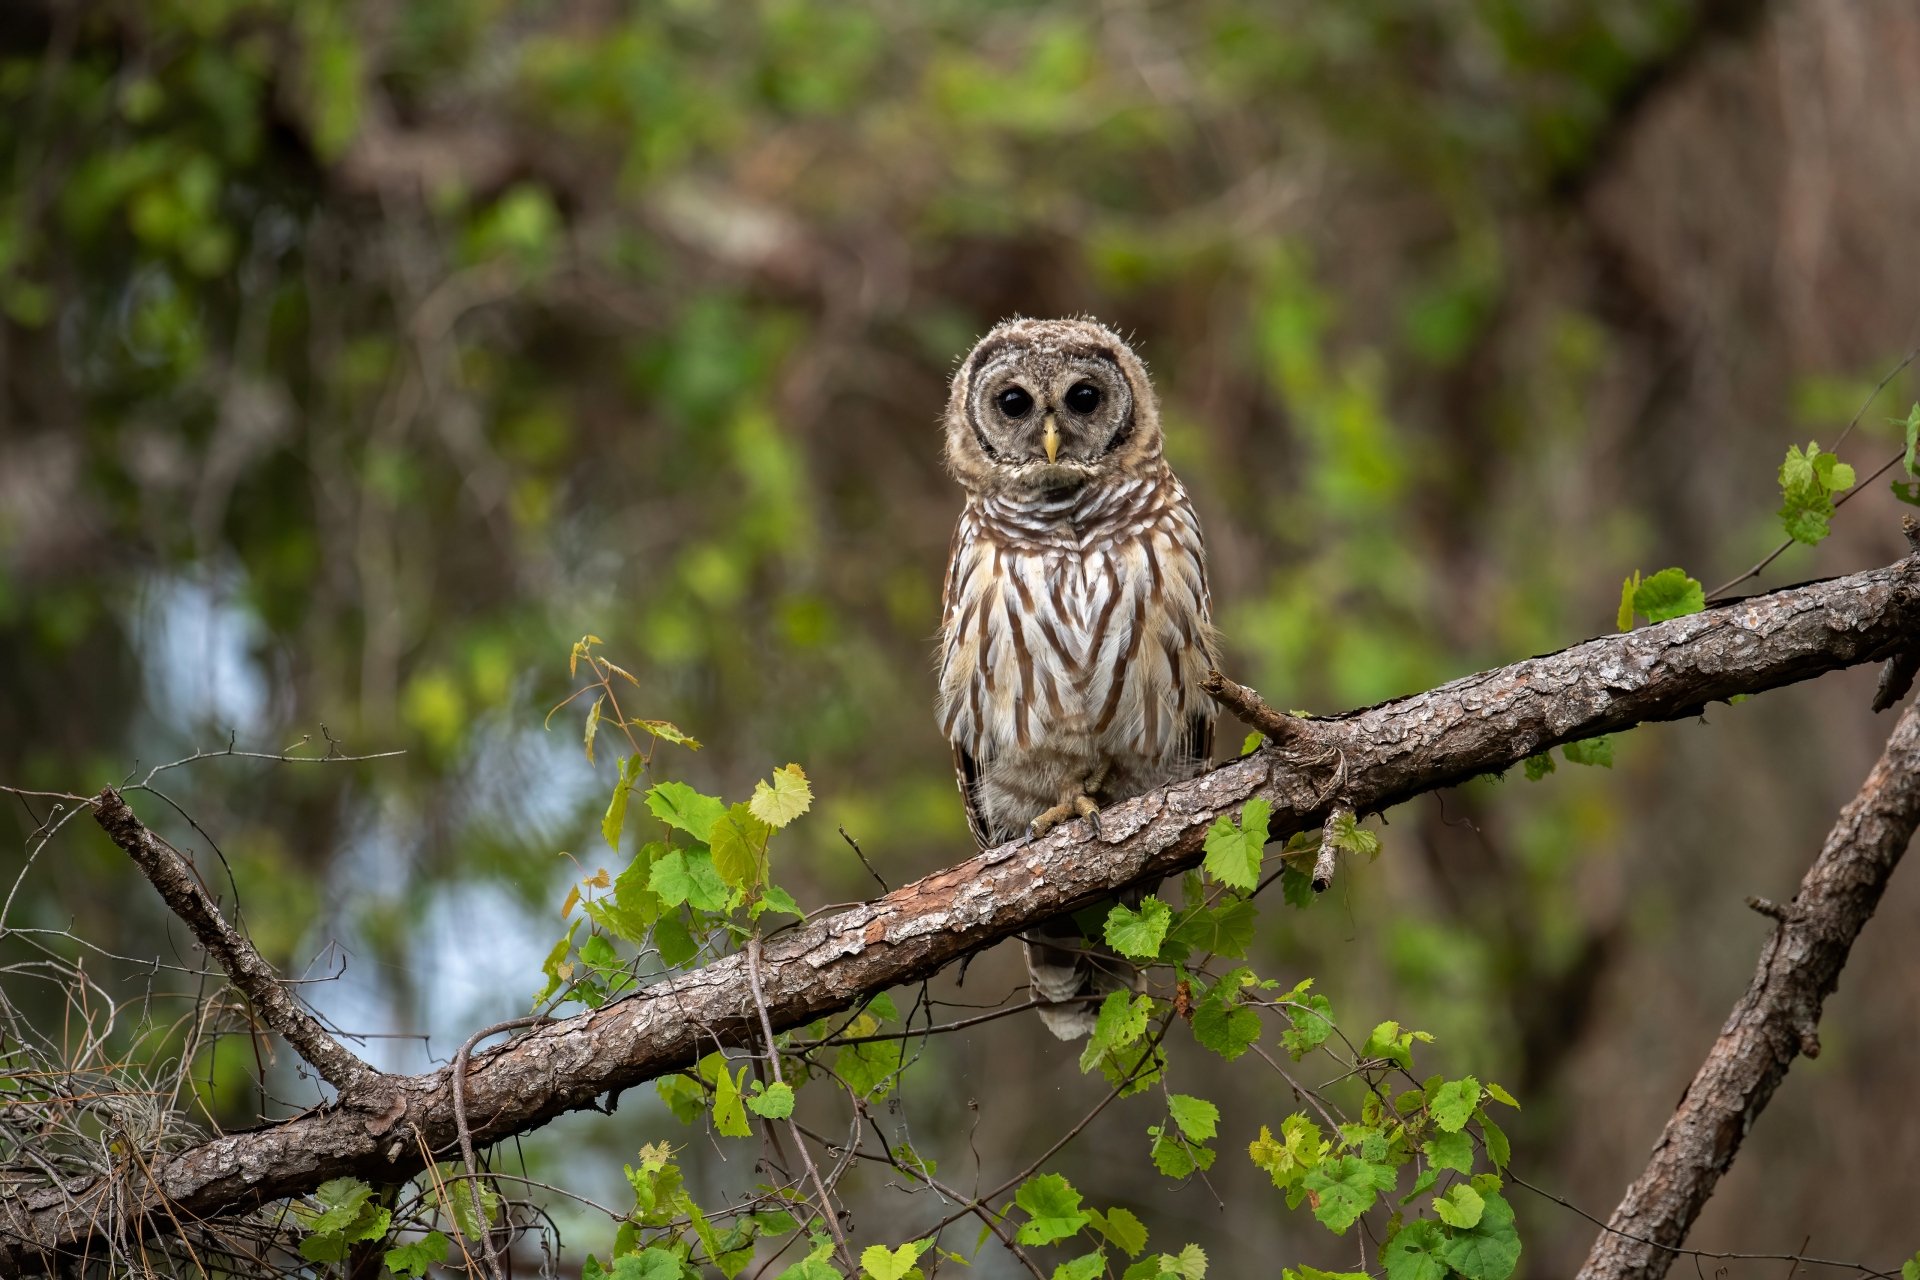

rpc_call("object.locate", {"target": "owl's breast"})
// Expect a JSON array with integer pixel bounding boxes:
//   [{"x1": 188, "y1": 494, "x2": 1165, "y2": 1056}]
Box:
[{"x1": 938, "y1": 513, "x2": 1214, "y2": 778}]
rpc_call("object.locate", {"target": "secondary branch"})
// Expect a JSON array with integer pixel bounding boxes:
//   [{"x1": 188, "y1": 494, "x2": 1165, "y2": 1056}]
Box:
[
  {"x1": 1576, "y1": 700, "x2": 1920, "y2": 1280},
  {"x1": 92, "y1": 787, "x2": 378, "y2": 1093}
]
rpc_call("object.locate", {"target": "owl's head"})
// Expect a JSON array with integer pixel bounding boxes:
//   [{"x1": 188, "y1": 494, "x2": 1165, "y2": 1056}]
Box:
[{"x1": 943, "y1": 316, "x2": 1164, "y2": 499}]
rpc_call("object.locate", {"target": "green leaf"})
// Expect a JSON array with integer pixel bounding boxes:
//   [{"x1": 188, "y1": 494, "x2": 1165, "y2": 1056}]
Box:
[
  {"x1": 835, "y1": 1024, "x2": 904, "y2": 1099},
  {"x1": 1160, "y1": 1244, "x2": 1208, "y2": 1278},
  {"x1": 1192, "y1": 973, "x2": 1261, "y2": 1061},
  {"x1": 860, "y1": 1239, "x2": 931, "y2": 1280},
  {"x1": 385, "y1": 1231, "x2": 451, "y2": 1278},
  {"x1": 757, "y1": 883, "x2": 803, "y2": 919},
  {"x1": 1434, "y1": 1182, "x2": 1485, "y2": 1228},
  {"x1": 1561, "y1": 736, "x2": 1614, "y2": 768},
  {"x1": 1439, "y1": 1190, "x2": 1521, "y2": 1280},
  {"x1": 706, "y1": 1058, "x2": 752, "y2": 1138},
  {"x1": 1275, "y1": 990, "x2": 1331, "y2": 1058},
  {"x1": 1423, "y1": 1129, "x2": 1473, "y2": 1173},
  {"x1": 1104, "y1": 896, "x2": 1172, "y2": 960},
  {"x1": 656, "y1": 1072, "x2": 708, "y2": 1124},
  {"x1": 609, "y1": 1251, "x2": 687, "y2": 1280},
  {"x1": 747, "y1": 1080, "x2": 795, "y2": 1119},
  {"x1": 1202, "y1": 797, "x2": 1270, "y2": 891},
  {"x1": 1054, "y1": 1255, "x2": 1106, "y2": 1280},
  {"x1": 1484, "y1": 1082, "x2": 1519, "y2": 1108},
  {"x1": 584, "y1": 694, "x2": 604, "y2": 764},
  {"x1": 1478, "y1": 1111, "x2": 1511, "y2": 1170},
  {"x1": 650, "y1": 849, "x2": 730, "y2": 912},
  {"x1": 1327, "y1": 811, "x2": 1379, "y2": 858},
  {"x1": 1381, "y1": 1220, "x2": 1447, "y2": 1280},
  {"x1": 441, "y1": 1169, "x2": 499, "y2": 1242},
  {"x1": 1901, "y1": 1253, "x2": 1920, "y2": 1280},
  {"x1": 1631, "y1": 567, "x2": 1705, "y2": 623},
  {"x1": 1014, "y1": 1173, "x2": 1090, "y2": 1245},
  {"x1": 1361, "y1": 1020, "x2": 1419, "y2": 1071},
  {"x1": 1778, "y1": 440, "x2": 1856, "y2": 545},
  {"x1": 603, "y1": 755, "x2": 643, "y2": 852},
  {"x1": 646, "y1": 782, "x2": 727, "y2": 841},
  {"x1": 775, "y1": 1257, "x2": 844, "y2": 1280},
  {"x1": 1400, "y1": 1167, "x2": 1439, "y2": 1206},
  {"x1": 653, "y1": 911, "x2": 698, "y2": 967},
  {"x1": 1167, "y1": 1094, "x2": 1219, "y2": 1143},
  {"x1": 1301, "y1": 1155, "x2": 1392, "y2": 1234},
  {"x1": 636, "y1": 718, "x2": 700, "y2": 748},
  {"x1": 1616, "y1": 572, "x2": 1638, "y2": 631},
  {"x1": 1166, "y1": 893, "x2": 1255, "y2": 959},
  {"x1": 309, "y1": 1177, "x2": 373, "y2": 1233},
  {"x1": 1080, "y1": 991, "x2": 1150, "y2": 1071},
  {"x1": 710, "y1": 803, "x2": 772, "y2": 890},
  {"x1": 750, "y1": 763, "x2": 814, "y2": 828},
  {"x1": 1429, "y1": 1077, "x2": 1481, "y2": 1132},
  {"x1": 1248, "y1": 1114, "x2": 1327, "y2": 1191},
  {"x1": 1088, "y1": 1206, "x2": 1148, "y2": 1257}
]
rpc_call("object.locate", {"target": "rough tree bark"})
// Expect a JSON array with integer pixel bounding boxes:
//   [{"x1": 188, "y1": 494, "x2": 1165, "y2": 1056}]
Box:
[
  {"x1": 5, "y1": 554, "x2": 1920, "y2": 1273},
  {"x1": 1576, "y1": 698, "x2": 1920, "y2": 1279}
]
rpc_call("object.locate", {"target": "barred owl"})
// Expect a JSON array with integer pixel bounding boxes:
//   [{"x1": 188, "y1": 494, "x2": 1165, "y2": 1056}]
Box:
[{"x1": 936, "y1": 317, "x2": 1219, "y2": 1039}]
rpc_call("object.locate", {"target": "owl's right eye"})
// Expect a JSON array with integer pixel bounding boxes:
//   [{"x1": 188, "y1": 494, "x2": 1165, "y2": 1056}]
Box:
[{"x1": 996, "y1": 387, "x2": 1034, "y2": 419}]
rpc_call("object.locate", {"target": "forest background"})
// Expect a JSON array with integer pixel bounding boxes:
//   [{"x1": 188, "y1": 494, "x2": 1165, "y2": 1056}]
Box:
[{"x1": 3, "y1": 1, "x2": 1919, "y2": 1275}]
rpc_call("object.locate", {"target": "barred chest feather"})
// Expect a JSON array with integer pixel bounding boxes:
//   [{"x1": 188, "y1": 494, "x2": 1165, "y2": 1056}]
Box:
[{"x1": 937, "y1": 469, "x2": 1218, "y2": 842}]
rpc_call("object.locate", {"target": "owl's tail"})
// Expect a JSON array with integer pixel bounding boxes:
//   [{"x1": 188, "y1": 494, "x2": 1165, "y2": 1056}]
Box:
[{"x1": 1024, "y1": 903, "x2": 1147, "y2": 1041}]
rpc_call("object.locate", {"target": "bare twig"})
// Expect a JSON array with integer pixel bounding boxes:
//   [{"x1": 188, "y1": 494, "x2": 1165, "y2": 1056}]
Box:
[
  {"x1": 91, "y1": 788, "x2": 377, "y2": 1093},
  {"x1": 453, "y1": 1015, "x2": 554, "y2": 1280},
  {"x1": 1577, "y1": 698, "x2": 1920, "y2": 1279},
  {"x1": 838, "y1": 825, "x2": 888, "y2": 894},
  {"x1": 745, "y1": 934, "x2": 852, "y2": 1272},
  {"x1": 1201, "y1": 669, "x2": 1313, "y2": 746}
]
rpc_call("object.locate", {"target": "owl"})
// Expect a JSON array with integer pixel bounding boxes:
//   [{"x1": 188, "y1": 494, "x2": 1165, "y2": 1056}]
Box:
[{"x1": 936, "y1": 317, "x2": 1219, "y2": 1039}]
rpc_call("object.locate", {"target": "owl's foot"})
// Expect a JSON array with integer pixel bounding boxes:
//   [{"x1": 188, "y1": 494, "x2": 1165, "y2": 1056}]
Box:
[{"x1": 1028, "y1": 793, "x2": 1102, "y2": 840}]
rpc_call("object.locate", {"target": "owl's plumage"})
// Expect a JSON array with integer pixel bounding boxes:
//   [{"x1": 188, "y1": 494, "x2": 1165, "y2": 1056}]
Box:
[{"x1": 936, "y1": 317, "x2": 1219, "y2": 1039}]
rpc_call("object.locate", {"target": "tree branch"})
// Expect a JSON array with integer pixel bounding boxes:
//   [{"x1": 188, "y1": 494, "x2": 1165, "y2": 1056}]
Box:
[
  {"x1": 1576, "y1": 700, "x2": 1920, "y2": 1280},
  {"x1": 8, "y1": 555, "x2": 1920, "y2": 1271},
  {"x1": 91, "y1": 786, "x2": 378, "y2": 1093}
]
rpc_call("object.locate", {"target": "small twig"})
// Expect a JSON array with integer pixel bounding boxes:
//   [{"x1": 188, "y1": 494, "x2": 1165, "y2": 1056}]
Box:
[
  {"x1": 746, "y1": 934, "x2": 852, "y2": 1272},
  {"x1": 92, "y1": 788, "x2": 376, "y2": 1092},
  {"x1": 453, "y1": 1015, "x2": 554, "y2": 1280},
  {"x1": 1201, "y1": 669, "x2": 1312, "y2": 746},
  {"x1": 838, "y1": 826, "x2": 888, "y2": 894}
]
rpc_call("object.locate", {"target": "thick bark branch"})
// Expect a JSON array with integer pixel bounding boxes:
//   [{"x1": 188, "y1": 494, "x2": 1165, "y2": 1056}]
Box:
[
  {"x1": 1576, "y1": 701, "x2": 1920, "y2": 1280},
  {"x1": 92, "y1": 787, "x2": 378, "y2": 1093},
  {"x1": 7, "y1": 555, "x2": 1920, "y2": 1271}
]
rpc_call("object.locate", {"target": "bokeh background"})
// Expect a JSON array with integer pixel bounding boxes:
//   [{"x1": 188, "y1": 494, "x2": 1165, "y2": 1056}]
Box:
[{"x1": 4, "y1": 1, "x2": 1920, "y2": 1275}]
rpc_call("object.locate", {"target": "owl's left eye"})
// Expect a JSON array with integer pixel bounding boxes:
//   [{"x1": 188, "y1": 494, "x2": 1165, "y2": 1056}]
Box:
[
  {"x1": 996, "y1": 387, "x2": 1034, "y2": 419},
  {"x1": 1064, "y1": 382, "x2": 1101, "y2": 414}
]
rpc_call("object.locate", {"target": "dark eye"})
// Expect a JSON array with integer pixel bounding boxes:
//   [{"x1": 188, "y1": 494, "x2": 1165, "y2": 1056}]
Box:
[
  {"x1": 1065, "y1": 382, "x2": 1101, "y2": 414},
  {"x1": 996, "y1": 386, "x2": 1034, "y2": 419}
]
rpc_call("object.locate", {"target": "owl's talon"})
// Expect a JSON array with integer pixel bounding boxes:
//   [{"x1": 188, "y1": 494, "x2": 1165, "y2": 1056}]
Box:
[
  {"x1": 1029, "y1": 793, "x2": 1102, "y2": 841},
  {"x1": 1074, "y1": 795, "x2": 1103, "y2": 838}
]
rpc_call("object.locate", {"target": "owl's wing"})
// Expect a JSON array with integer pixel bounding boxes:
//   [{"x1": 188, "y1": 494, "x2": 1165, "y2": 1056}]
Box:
[
  {"x1": 952, "y1": 743, "x2": 1014, "y2": 850},
  {"x1": 1183, "y1": 709, "x2": 1215, "y2": 774}
]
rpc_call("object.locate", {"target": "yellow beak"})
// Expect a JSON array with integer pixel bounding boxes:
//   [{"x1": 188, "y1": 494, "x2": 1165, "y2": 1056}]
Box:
[{"x1": 1042, "y1": 415, "x2": 1061, "y2": 464}]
